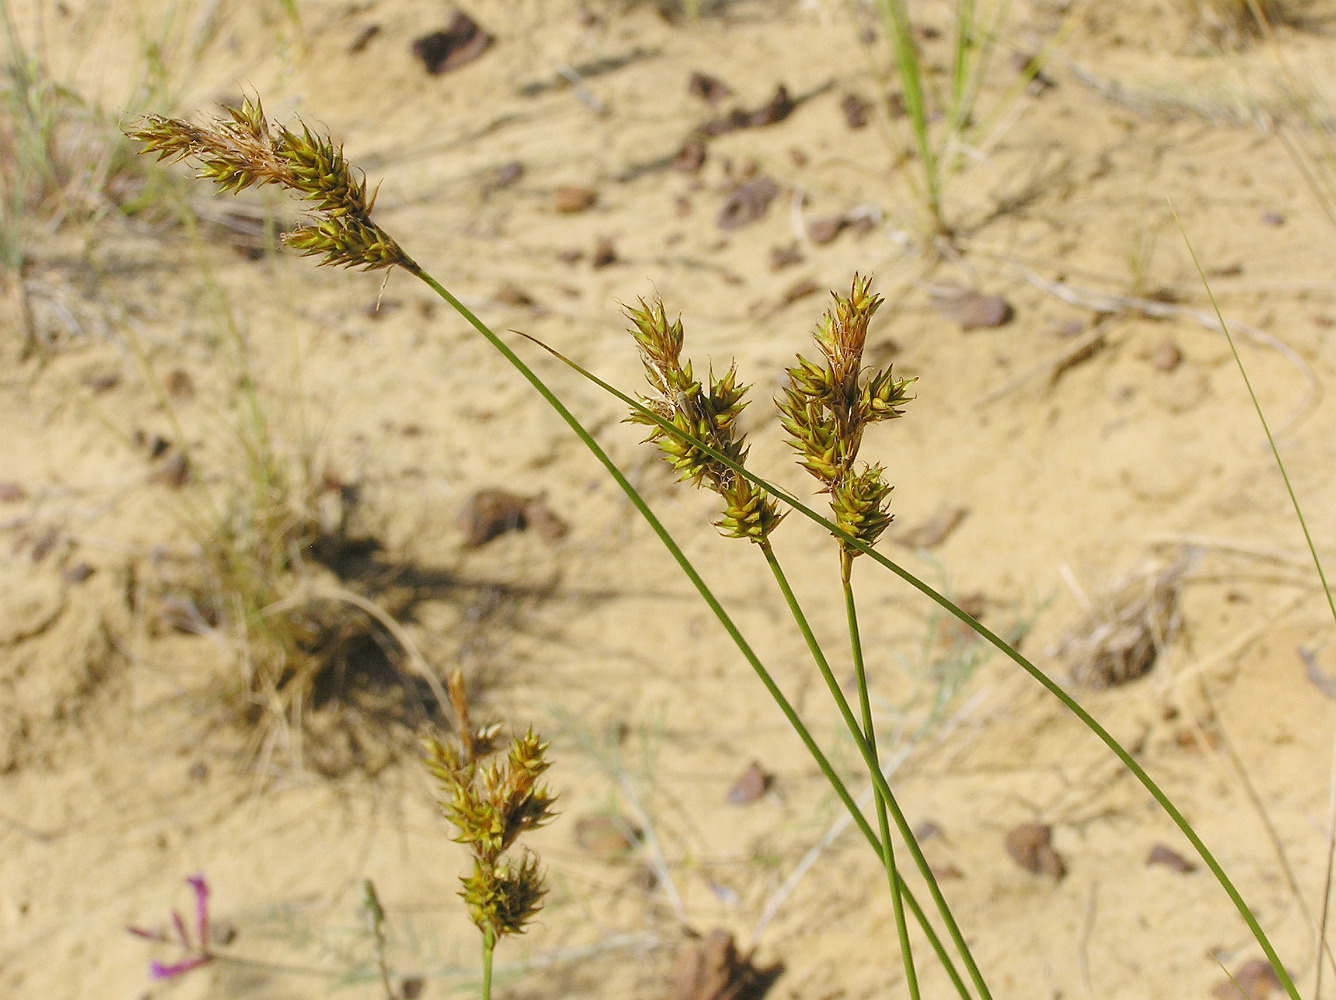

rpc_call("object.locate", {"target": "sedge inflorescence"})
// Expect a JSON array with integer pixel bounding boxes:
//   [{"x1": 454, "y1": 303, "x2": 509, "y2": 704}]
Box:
[
  {"x1": 125, "y1": 97, "x2": 414, "y2": 272},
  {"x1": 778, "y1": 275, "x2": 914, "y2": 558},
  {"x1": 624, "y1": 297, "x2": 784, "y2": 543},
  {"x1": 421, "y1": 670, "x2": 555, "y2": 941}
]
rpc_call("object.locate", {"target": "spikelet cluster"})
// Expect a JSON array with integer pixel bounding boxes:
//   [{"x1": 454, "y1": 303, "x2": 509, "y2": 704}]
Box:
[
  {"x1": 125, "y1": 98, "x2": 414, "y2": 272},
  {"x1": 422, "y1": 670, "x2": 555, "y2": 939},
  {"x1": 625, "y1": 297, "x2": 783, "y2": 543},
  {"x1": 777, "y1": 275, "x2": 914, "y2": 555}
]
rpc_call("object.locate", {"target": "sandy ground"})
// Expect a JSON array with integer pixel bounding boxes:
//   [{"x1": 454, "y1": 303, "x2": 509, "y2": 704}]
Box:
[{"x1": 6, "y1": 1, "x2": 1336, "y2": 997}]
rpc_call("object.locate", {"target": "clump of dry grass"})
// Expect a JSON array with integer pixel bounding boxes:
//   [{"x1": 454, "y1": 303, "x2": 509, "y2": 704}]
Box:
[
  {"x1": 1184, "y1": 0, "x2": 1304, "y2": 47},
  {"x1": 1053, "y1": 557, "x2": 1190, "y2": 689}
]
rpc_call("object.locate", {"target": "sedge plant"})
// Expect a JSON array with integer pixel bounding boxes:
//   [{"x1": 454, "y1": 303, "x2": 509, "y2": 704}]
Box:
[
  {"x1": 125, "y1": 99, "x2": 1303, "y2": 999},
  {"x1": 422, "y1": 669, "x2": 556, "y2": 1000}
]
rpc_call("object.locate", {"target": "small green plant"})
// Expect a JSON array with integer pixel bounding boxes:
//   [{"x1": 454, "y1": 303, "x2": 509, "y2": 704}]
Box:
[
  {"x1": 123, "y1": 99, "x2": 1304, "y2": 1000},
  {"x1": 422, "y1": 669, "x2": 556, "y2": 1000},
  {"x1": 871, "y1": 0, "x2": 1022, "y2": 238}
]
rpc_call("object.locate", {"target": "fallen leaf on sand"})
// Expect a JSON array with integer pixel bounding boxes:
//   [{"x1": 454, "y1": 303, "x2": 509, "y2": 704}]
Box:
[
  {"x1": 412, "y1": 11, "x2": 493, "y2": 75},
  {"x1": 718, "y1": 176, "x2": 779, "y2": 230},
  {"x1": 574, "y1": 814, "x2": 641, "y2": 860},
  {"x1": 805, "y1": 214, "x2": 846, "y2": 245},
  {"x1": 554, "y1": 185, "x2": 598, "y2": 213},
  {"x1": 930, "y1": 285, "x2": 1014, "y2": 330},
  {"x1": 457, "y1": 489, "x2": 568, "y2": 548},
  {"x1": 1146, "y1": 843, "x2": 1197, "y2": 873},
  {"x1": 1004, "y1": 822, "x2": 1066, "y2": 879},
  {"x1": 667, "y1": 929, "x2": 774, "y2": 1000},
  {"x1": 1212, "y1": 959, "x2": 1285, "y2": 1000},
  {"x1": 726, "y1": 761, "x2": 772, "y2": 804}
]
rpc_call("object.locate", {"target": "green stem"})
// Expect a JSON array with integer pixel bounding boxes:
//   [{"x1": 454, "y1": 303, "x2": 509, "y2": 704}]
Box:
[
  {"x1": 876, "y1": 0, "x2": 944, "y2": 234},
  {"x1": 551, "y1": 347, "x2": 1297, "y2": 1000},
  {"x1": 481, "y1": 927, "x2": 494, "y2": 1000},
  {"x1": 408, "y1": 267, "x2": 971, "y2": 996},
  {"x1": 763, "y1": 541, "x2": 990, "y2": 1000},
  {"x1": 843, "y1": 550, "x2": 919, "y2": 1000}
]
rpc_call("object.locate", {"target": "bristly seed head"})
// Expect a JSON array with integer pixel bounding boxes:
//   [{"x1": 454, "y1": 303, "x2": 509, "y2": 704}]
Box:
[
  {"x1": 778, "y1": 274, "x2": 914, "y2": 555},
  {"x1": 624, "y1": 296, "x2": 784, "y2": 543},
  {"x1": 422, "y1": 669, "x2": 555, "y2": 942},
  {"x1": 124, "y1": 97, "x2": 415, "y2": 273}
]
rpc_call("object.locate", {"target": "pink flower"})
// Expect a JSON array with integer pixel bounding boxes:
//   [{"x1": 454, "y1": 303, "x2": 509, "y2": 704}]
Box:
[{"x1": 127, "y1": 873, "x2": 214, "y2": 981}]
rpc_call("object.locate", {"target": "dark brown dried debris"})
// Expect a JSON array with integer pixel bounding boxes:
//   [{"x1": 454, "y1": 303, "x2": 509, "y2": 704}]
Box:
[
  {"x1": 148, "y1": 451, "x2": 190, "y2": 489},
  {"x1": 688, "y1": 71, "x2": 733, "y2": 104},
  {"x1": 672, "y1": 139, "x2": 707, "y2": 174},
  {"x1": 696, "y1": 85, "x2": 795, "y2": 137},
  {"x1": 164, "y1": 368, "x2": 195, "y2": 400},
  {"x1": 412, "y1": 11, "x2": 493, "y2": 75},
  {"x1": 592, "y1": 237, "x2": 618, "y2": 268},
  {"x1": 348, "y1": 23, "x2": 380, "y2": 55},
  {"x1": 840, "y1": 91, "x2": 872, "y2": 128},
  {"x1": 554, "y1": 184, "x2": 598, "y2": 213},
  {"x1": 1004, "y1": 822, "x2": 1066, "y2": 879},
  {"x1": 769, "y1": 242, "x2": 802, "y2": 270},
  {"x1": 493, "y1": 282, "x2": 535, "y2": 308}
]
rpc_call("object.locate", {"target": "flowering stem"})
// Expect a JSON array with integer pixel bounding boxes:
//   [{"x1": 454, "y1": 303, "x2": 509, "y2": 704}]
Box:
[
  {"x1": 409, "y1": 271, "x2": 972, "y2": 995},
  {"x1": 842, "y1": 550, "x2": 920, "y2": 1000},
  {"x1": 763, "y1": 541, "x2": 987, "y2": 1000},
  {"x1": 481, "y1": 927, "x2": 495, "y2": 1000}
]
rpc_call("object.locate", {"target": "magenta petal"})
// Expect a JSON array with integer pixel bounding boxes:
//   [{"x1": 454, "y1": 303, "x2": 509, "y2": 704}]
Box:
[
  {"x1": 149, "y1": 953, "x2": 211, "y2": 980},
  {"x1": 186, "y1": 873, "x2": 210, "y2": 945},
  {"x1": 126, "y1": 925, "x2": 165, "y2": 942},
  {"x1": 170, "y1": 908, "x2": 189, "y2": 948}
]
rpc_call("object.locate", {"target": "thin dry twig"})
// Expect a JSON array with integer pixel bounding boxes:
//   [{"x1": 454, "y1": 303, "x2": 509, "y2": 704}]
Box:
[
  {"x1": 976, "y1": 320, "x2": 1110, "y2": 407},
  {"x1": 1005, "y1": 263, "x2": 1319, "y2": 433}
]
